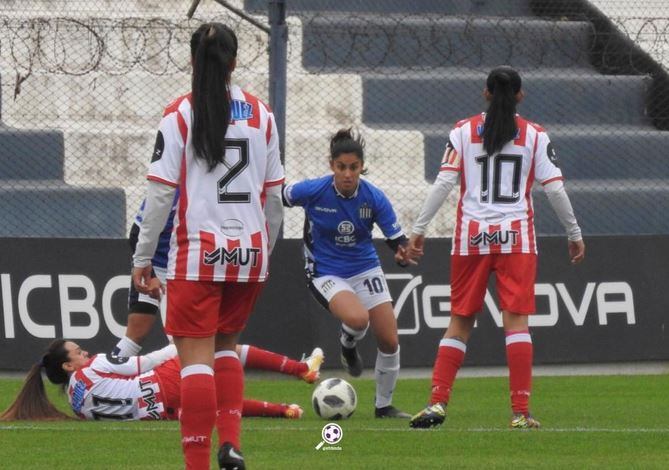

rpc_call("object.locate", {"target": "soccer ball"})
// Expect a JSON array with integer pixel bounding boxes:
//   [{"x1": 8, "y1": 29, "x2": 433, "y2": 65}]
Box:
[{"x1": 312, "y1": 378, "x2": 357, "y2": 420}]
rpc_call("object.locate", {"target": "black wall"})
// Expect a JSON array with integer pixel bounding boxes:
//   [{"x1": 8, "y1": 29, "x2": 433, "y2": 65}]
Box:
[{"x1": 0, "y1": 236, "x2": 666, "y2": 370}]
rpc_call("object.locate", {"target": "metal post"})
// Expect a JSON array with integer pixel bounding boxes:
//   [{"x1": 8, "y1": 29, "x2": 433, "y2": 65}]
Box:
[{"x1": 268, "y1": 0, "x2": 287, "y2": 165}]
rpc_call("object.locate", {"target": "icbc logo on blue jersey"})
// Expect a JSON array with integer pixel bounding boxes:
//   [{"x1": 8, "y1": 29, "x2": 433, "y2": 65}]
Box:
[{"x1": 335, "y1": 220, "x2": 356, "y2": 246}]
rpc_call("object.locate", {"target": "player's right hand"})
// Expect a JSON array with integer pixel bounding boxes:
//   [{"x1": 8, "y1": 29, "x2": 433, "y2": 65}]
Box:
[
  {"x1": 568, "y1": 239, "x2": 585, "y2": 265},
  {"x1": 132, "y1": 265, "x2": 163, "y2": 299},
  {"x1": 408, "y1": 233, "x2": 425, "y2": 260}
]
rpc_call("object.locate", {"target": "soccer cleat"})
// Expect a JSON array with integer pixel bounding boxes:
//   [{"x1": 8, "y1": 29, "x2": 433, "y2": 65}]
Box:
[
  {"x1": 340, "y1": 345, "x2": 363, "y2": 377},
  {"x1": 375, "y1": 405, "x2": 412, "y2": 419},
  {"x1": 300, "y1": 347, "x2": 325, "y2": 383},
  {"x1": 283, "y1": 404, "x2": 304, "y2": 419},
  {"x1": 409, "y1": 402, "x2": 447, "y2": 429},
  {"x1": 510, "y1": 413, "x2": 541, "y2": 429},
  {"x1": 218, "y1": 442, "x2": 245, "y2": 470}
]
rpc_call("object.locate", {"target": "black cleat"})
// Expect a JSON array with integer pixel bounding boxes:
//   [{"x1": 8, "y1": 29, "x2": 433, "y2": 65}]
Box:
[
  {"x1": 340, "y1": 345, "x2": 363, "y2": 377},
  {"x1": 409, "y1": 402, "x2": 447, "y2": 429},
  {"x1": 218, "y1": 442, "x2": 245, "y2": 470},
  {"x1": 375, "y1": 405, "x2": 412, "y2": 419}
]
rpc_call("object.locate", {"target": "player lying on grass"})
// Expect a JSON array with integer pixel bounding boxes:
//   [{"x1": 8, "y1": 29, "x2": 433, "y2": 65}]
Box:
[{"x1": 0, "y1": 339, "x2": 323, "y2": 421}]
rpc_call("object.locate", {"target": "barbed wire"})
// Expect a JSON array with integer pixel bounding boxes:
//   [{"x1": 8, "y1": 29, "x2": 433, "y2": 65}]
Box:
[{"x1": 0, "y1": 15, "x2": 267, "y2": 79}]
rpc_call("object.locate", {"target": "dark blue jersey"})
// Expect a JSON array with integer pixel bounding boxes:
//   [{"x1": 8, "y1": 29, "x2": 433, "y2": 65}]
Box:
[
  {"x1": 133, "y1": 190, "x2": 178, "y2": 269},
  {"x1": 284, "y1": 175, "x2": 403, "y2": 278}
]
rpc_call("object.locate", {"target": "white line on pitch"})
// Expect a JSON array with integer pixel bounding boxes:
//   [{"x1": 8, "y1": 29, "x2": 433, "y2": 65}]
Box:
[{"x1": 2, "y1": 425, "x2": 669, "y2": 433}]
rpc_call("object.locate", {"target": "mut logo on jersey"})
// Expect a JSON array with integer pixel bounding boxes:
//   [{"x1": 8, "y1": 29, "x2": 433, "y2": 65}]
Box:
[
  {"x1": 231, "y1": 99, "x2": 254, "y2": 121},
  {"x1": 204, "y1": 246, "x2": 261, "y2": 267},
  {"x1": 470, "y1": 230, "x2": 519, "y2": 246},
  {"x1": 359, "y1": 204, "x2": 372, "y2": 219},
  {"x1": 139, "y1": 378, "x2": 161, "y2": 419},
  {"x1": 71, "y1": 380, "x2": 87, "y2": 413}
]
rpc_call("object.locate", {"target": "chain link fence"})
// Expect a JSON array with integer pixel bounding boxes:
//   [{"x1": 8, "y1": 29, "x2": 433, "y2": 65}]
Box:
[{"x1": 1, "y1": 0, "x2": 668, "y2": 238}]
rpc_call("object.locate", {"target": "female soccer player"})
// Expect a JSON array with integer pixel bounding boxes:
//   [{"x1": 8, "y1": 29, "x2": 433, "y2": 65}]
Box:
[
  {"x1": 131, "y1": 23, "x2": 284, "y2": 469},
  {"x1": 0, "y1": 339, "x2": 320, "y2": 422},
  {"x1": 407, "y1": 66, "x2": 585, "y2": 429},
  {"x1": 283, "y1": 128, "x2": 412, "y2": 419}
]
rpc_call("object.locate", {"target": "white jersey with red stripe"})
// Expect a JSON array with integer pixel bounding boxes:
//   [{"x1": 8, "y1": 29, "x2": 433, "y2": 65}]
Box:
[
  {"x1": 442, "y1": 113, "x2": 563, "y2": 255},
  {"x1": 67, "y1": 354, "x2": 167, "y2": 421},
  {"x1": 147, "y1": 84, "x2": 284, "y2": 282}
]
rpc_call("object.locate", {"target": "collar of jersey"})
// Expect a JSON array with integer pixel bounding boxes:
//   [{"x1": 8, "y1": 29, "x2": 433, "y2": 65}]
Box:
[{"x1": 332, "y1": 181, "x2": 359, "y2": 199}]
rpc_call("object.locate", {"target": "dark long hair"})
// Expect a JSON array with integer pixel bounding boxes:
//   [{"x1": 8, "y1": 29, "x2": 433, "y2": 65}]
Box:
[
  {"x1": 482, "y1": 66, "x2": 522, "y2": 156},
  {"x1": 190, "y1": 23, "x2": 238, "y2": 171},
  {"x1": 0, "y1": 339, "x2": 73, "y2": 421},
  {"x1": 329, "y1": 128, "x2": 368, "y2": 174}
]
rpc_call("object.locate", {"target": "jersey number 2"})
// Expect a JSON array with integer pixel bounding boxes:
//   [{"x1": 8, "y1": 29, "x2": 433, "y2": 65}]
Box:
[
  {"x1": 217, "y1": 138, "x2": 250, "y2": 203},
  {"x1": 475, "y1": 153, "x2": 522, "y2": 203}
]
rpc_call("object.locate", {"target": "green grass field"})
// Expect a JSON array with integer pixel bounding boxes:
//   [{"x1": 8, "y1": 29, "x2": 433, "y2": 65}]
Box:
[{"x1": 1, "y1": 374, "x2": 668, "y2": 469}]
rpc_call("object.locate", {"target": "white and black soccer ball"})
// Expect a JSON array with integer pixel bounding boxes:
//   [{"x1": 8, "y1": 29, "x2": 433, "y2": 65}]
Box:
[{"x1": 312, "y1": 378, "x2": 357, "y2": 420}]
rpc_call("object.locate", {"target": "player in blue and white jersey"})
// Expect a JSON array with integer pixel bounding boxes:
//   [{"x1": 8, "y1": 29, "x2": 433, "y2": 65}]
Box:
[
  {"x1": 283, "y1": 128, "x2": 414, "y2": 419},
  {"x1": 111, "y1": 191, "x2": 179, "y2": 358}
]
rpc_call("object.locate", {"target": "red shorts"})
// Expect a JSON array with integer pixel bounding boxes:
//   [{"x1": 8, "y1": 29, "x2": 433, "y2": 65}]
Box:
[
  {"x1": 165, "y1": 280, "x2": 264, "y2": 337},
  {"x1": 450, "y1": 253, "x2": 536, "y2": 316}
]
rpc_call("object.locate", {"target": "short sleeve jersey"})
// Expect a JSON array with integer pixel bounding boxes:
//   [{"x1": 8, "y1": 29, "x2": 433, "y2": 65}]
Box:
[
  {"x1": 67, "y1": 354, "x2": 167, "y2": 421},
  {"x1": 147, "y1": 85, "x2": 284, "y2": 282},
  {"x1": 442, "y1": 113, "x2": 563, "y2": 255},
  {"x1": 283, "y1": 175, "x2": 403, "y2": 278}
]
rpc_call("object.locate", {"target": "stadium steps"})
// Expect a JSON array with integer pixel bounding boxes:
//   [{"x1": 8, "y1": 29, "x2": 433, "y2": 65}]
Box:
[
  {"x1": 533, "y1": 180, "x2": 669, "y2": 235},
  {"x1": 0, "y1": 126, "x2": 64, "y2": 179},
  {"x1": 245, "y1": 0, "x2": 533, "y2": 16},
  {"x1": 362, "y1": 72, "x2": 650, "y2": 126},
  {"x1": 300, "y1": 15, "x2": 594, "y2": 70},
  {"x1": 278, "y1": 2, "x2": 669, "y2": 235},
  {"x1": 0, "y1": 80, "x2": 126, "y2": 237},
  {"x1": 0, "y1": 179, "x2": 126, "y2": 237}
]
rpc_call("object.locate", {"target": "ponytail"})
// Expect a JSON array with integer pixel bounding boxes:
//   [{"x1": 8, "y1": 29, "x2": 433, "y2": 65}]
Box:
[
  {"x1": 190, "y1": 23, "x2": 238, "y2": 171},
  {"x1": 0, "y1": 339, "x2": 73, "y2": 421},
  {"x1": 483, "y1": 66, "x2": 522, "y2": 156}
]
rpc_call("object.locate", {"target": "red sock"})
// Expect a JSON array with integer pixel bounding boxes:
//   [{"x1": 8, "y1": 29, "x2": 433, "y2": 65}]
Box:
[
  {"x1": 239, "y1": 344, "x2": 307, "y2": 377},
  {"x1": 179, "y1": 366, "x2": 216, "y2": 470},
  {"x1": 242, "y1": 399, "x2": 286, "y2": 418},
  {"x1": 505, "y1": 330, "x2": 533, "y2": 415},
  {"x1": 214, "y1": 351, "x2": 244, "y2": 449},
  {"x1": 430, "y1": 338, "x2": 466, "y2": 405}
]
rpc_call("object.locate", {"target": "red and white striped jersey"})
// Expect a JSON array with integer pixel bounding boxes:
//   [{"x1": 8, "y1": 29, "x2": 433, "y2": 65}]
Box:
[
  {"x1": 442, "y1": 113, "x2": 562, "y2": 255},
  {"x1": 147, "y1": 84, "x2": 284, "y2": 282},
  {"x1": 67, "y1": 354, "x2": 168, "y2": 421}
]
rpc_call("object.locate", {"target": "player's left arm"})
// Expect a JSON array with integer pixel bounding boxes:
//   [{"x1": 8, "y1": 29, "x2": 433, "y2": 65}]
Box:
[
  {"x1": 263, "y1": 110, "x2": 285, "y2": 255},
  {"x1": 373, "y1": 189, "x2": 414, "y2": 267},
  {"x1": 536, "y1": 132, "x2": 585, "y2": 264}
]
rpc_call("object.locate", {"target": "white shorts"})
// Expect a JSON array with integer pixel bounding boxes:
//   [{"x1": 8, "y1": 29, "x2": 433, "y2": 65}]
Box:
[{"x1": 309, "y1": 266, "x2": 392, "y2": 311}]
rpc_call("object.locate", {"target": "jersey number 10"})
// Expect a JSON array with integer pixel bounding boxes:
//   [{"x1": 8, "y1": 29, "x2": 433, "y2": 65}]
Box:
[{"x1": 475, "y1": 153, "x2": 522, "y2": 204}]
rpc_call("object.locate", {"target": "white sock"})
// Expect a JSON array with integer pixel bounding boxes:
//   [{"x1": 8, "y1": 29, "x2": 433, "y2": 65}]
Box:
[
  {"x1": 375, "y1": 346, "x2": 400, "y2": 408},
  {"x1": 340, "y1": 323, "x2": 368, "y2": 349},
  {"x1": 112, "y1": 336, "x2": 142, "y2": 357}
]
